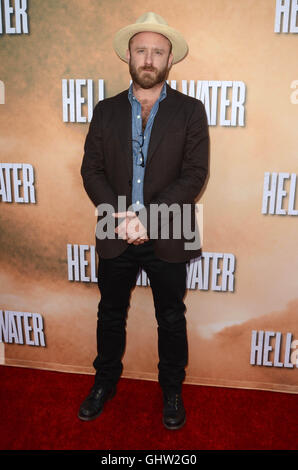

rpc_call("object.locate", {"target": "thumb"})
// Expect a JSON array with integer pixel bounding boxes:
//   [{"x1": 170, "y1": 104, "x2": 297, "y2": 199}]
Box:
[{"x1": 112, "y1": 211, "x2": 136, "y2": 218}]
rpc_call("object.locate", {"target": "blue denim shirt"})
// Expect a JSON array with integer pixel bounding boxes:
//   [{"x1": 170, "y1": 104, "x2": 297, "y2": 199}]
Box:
[{"x1": 128, "y1": 82, "x2": 167, "y2": 211}]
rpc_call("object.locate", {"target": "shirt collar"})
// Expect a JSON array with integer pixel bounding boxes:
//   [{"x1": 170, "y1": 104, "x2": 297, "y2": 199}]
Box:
[{"x1": 128, "y1": 81, "x2": 167, "y2": 103}]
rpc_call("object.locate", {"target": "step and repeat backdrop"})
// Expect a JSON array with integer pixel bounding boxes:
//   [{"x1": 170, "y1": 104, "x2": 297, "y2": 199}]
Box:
[{"x1": 0, "y1": 0, "x2": 297, "y2": 393}]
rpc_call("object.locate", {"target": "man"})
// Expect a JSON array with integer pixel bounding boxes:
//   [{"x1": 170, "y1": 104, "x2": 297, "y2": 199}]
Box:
[{"x1": 78, "y1": 12, "x2": 209, "y2": 430}]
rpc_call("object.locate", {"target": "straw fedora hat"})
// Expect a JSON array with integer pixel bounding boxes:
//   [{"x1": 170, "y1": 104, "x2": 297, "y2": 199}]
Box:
[{"x1": 113, "y1": 12, "x2": 188, "y2": 64}]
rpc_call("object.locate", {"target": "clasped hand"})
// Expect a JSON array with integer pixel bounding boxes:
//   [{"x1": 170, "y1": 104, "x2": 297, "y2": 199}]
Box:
[{"x1": 113, "y1": 211, "x2": 149, "y2": 245}]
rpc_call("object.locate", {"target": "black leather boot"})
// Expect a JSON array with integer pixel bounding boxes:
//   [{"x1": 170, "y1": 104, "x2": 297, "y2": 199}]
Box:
[
  {"x1": 78, "y1": 384, "x2": 116, "y2": 421},
  {"x1": 162, "y1": 391, "x2": 186, "y2": 430}
]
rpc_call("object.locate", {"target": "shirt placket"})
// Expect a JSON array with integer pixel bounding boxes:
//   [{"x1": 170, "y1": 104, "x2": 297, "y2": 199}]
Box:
[{"x1": 133, "y1": 100, "x2": 144, "y2": 208}]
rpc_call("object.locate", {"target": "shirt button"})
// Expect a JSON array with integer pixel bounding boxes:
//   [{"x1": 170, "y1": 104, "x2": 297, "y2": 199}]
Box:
[
  {"x1": 137, "y1": 115, "x2": 141, "y2": 119},
  {"x1": 136, "y1": 200, "x2": 140, "y2": 204},
  {"x1": 137, "y1": 179, "x2": 141, "y2": 183}
]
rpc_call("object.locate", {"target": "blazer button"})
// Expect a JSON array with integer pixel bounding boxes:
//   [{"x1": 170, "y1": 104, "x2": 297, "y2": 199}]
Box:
[{"x1": 128, "y1": 180, "x2": 132, "y2": 187}]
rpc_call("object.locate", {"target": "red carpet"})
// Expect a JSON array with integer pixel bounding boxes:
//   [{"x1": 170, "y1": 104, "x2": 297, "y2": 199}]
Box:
[{"x1": 0, "y1": 365, "x2": 297, "y2": 451}]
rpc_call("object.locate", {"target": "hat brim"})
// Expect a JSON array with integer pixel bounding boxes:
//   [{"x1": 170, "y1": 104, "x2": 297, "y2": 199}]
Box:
[{"x1": 113, "y1": 23, "x2": 188, "y2": 64}]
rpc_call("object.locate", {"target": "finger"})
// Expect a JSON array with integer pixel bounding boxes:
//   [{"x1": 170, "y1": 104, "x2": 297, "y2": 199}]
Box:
[
  {"x1": 115, "y1": 225, "x2": 128, "y2": 239},
  {"x1": 112, "y1": 211, "x2": 136, "y2": 218},
  {"x1": 127, "y1": 233, "x2": 140, "y2": 243}
]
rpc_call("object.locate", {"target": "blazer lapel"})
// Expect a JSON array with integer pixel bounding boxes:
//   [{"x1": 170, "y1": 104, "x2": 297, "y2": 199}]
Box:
[
  {"x1": 146, "y1": 84, "x2": 183, "y2": 168},
  {"x1": 116, "y1": 90, "x2": 133, "y2": 179}
]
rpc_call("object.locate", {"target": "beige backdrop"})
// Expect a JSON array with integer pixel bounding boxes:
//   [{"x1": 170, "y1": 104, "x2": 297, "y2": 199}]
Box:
[{"x1": 0, "y1": 0, "x2": 297, "y2": 393}]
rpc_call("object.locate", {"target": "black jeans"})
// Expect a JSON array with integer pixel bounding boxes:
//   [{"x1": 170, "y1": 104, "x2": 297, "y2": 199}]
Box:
[{"x1": 93, "y1": 240, "x2": 188, "y2": 393}]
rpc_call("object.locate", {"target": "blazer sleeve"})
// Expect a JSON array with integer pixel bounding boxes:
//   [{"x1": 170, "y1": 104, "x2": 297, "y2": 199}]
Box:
[
  {"x1": 139, "y1": 99, "x2": 209, "y2": 237},
  {"x1": 81, "y1": 103, "x2": 118, "y2": 210}
]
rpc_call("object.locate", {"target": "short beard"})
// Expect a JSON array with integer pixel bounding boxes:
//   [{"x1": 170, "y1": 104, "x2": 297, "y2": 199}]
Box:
[{"x1": 129, "y1": 60, "x2": 170, "y2": 89}]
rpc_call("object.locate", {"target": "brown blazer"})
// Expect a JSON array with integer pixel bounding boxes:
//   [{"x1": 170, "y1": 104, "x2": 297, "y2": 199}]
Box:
[{"x1": 81, "y1": 83, "x2": 209, "y2": 262}]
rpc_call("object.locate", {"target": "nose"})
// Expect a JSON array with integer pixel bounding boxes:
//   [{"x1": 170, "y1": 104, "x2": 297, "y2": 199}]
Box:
[{"x1": 144, "y1": 50, "x2": 153, "y2": 66}]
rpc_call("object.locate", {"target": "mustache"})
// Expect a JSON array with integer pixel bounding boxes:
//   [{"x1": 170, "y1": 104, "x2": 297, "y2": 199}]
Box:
[{"x1": 139, "y1": 66, "x2": 157, "y2": 72}]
